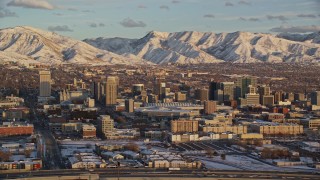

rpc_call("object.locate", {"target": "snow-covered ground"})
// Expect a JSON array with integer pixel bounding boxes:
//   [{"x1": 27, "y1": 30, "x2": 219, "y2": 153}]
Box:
[
  {"x1": 196, "y1": 155, "x2": 319, "y2": 172},
  {"x1": 201, "y1": 160, "x2": 240, "y2": 170}
]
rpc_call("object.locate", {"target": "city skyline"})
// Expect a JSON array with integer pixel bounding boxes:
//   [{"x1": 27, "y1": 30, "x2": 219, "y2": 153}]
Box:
[{"x1": 0, "y1": 0, "x2": 319, "y2": 39}]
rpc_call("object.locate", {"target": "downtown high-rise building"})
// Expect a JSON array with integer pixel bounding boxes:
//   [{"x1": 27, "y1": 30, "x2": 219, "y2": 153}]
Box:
[
  {"x1": 125, "y1": 99, "x2": 134, "y2": 113},
  {"x1": 132, "y1": 84, "x2": 144, "y2": 96},
  {"x1": 154, "y1": 77, "x2": 165, "y2": 100},
  {"x1": 93, "y1": 81, "x2": 101, "y2": 102},
  {"x1": 235, "y1": 76, "x2": 257, "y2": 100},
  {"x1": 209, "y1": 81, "x2": 234, "y2": 102},
  {"x1": 105, "y1": 76, "x2": 118, "y2": 105},
  {"x1": 258, "y1": 85, "x2": 274, "y2": 106},
  {"x1": 39, "y1": 70, "x2": 51, "y2": 97},
  {"x1": 195, "y1": 89, "x2": 209, "y2": 102},
  {"x1": 311, "y1": 91, "x2": 320, "y2": 106}
]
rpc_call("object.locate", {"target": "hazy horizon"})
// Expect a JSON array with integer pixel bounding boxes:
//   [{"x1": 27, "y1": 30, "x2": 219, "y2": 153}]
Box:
[{"x1": 0, "y1": 0, "x2": 319, "y2": 40}]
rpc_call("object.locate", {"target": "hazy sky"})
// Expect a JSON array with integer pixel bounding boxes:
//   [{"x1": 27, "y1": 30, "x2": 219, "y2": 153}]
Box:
[{"x1": 1, "y1": 0, "x2": 319, "y2": 39}]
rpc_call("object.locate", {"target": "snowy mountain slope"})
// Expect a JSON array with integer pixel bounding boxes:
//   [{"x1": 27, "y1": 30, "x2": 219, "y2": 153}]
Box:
[
  {"x1": 85, "y1": 31, "x2": 320, "y2": 63},
  {"x1": 0, "y1": 26, "x2": 148, "y2": 65},
  {"x1": 85, "y1": 31, "x2": 223, "y2": 64},
  {"x1": 277, "y1": 32, "x2": 320, "y2": 44},
  {"x1": 0, "y1": 51, "x2": 40, "y2": 65}
]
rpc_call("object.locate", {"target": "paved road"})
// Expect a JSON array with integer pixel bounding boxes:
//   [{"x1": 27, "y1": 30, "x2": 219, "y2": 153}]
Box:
[
  {"x1": 36, "y1": 128, "x2": 62, "y2": 169},
  {"x1": 1, "y1": 168, "x2": 320, "y2": 179}
]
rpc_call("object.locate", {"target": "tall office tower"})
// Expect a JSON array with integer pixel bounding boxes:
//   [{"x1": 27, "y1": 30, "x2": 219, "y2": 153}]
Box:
[
  {"x1": 140, "y1": 90, "x2": 148, "y2": 103},
  {"x1": 204, "y1": 100, "x2": 217, "y2": 114},
  {"x1": 214, "y1": 89, "x2": 224, "y2": 103},
  {"x1": 97, "y1": 115, "x2": 114, "y2": 138},
  {"x1": 311, "y1": 91, "x2": 320, "y2": 106},
  {"x1": 132, "y1": 84, "x2": 144, "y2": 96},
  {"x1": 221, "y1": 82, "x2": 234, "y2": 101},
  {"x1": 258, "y1": 85, "x2": 270, "y2": 104},
  {"x1": 235, "y1": 76, "x2": 257, "y2": 100},
  {"x1": 125, "y1": 99, "x2": 135, "y2": 113},
  {"x1": 274, "y1": 91, "x2": 283, "y2": 103},
  {"x1": 93, "y1": 81, "x2": 101, "y2": 102},
  {"x1": 105, "y1": 76, "x2": 118, "y2": 105},
  {"x1": 195, "y1": 89, "x2": 209, "y2": 102},
  {"x1": 209, "y1": 81, "x2": 219, "y2": 100},
  {"x1": 39, "y1": 70, "x2": 51, "y2": 97},
  {"x1": 159, "y1": 83, "x2": 166, "y2": 100},
  {"x1": 258, "y1": 85, "x2": 271, "y2": 96},
  {"x1": 209, "y1": 81, "x2": 234, "y2": 102},
  {"x1": 294, "y1": 93, "x2": 305, "y2": 101},
  {"x1": 154, "y1": 77, "x2": 165, "y2": 98},
  {"x1": 287, "y1": 92, "x2": 294, "y2": 102}
]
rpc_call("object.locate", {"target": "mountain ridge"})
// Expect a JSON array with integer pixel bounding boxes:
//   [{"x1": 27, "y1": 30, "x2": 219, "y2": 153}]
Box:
[
  {"x1": 0, "y1": 26, "x2": 149, "y2": 65},
  {"x1": 85, "y1": 30, "x2": 320, "y2": 64},
  {"x1": 0, "y1": 26, "x2": 319, "y2": 66}
]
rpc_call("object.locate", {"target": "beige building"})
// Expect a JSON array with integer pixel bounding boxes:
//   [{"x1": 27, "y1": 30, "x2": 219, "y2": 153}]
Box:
[
  {"x1": 97, "y1": 115, "x2": 114, "y2": 138},
  {"x1": 262, "y1": 95, "x2": 274, "y2": 106},
  {"x1": 171, "y1": 120, "x2": 199, "y2": 133},
  {"x1": 195, "y1": 89, "x2": 209, "y2": 102},
  {"x1": 171, "y1": 133, "x2": 199, "y2": 142},
  {"x1": 240, "y1": 133, "x2": 263, "y2": 139},
  {"x1": 61, "y1": 123, "x2": 82, "y2": 134},
  {"x1": 105, "y1": 76, "x2": 118, "y2": 105},
  {"x1": 86, "y1": 98, "x2": 95, "y2": 108},
  {"x1": 202, "y1": 125, "x2": 247, "y2": 134},
  {"x1": 82, "y1": 124, "x2": 96, "y2": 138},
  {"x1": 250, "y1": 123, "x2": 303, "y2": 135},
  {"x1": 175, "y1": 92, "x2": 187, "y2": 102},
  {"x1": 245, "y1": 93, "x2": 260, "y2": 105},
  {"x1": 204, "y1": 101, "x2": 217, "y2": 114},
  {"x1": 299, "y1": 118, "x2": 320, "y2": 130},
  {"x1": 146, "y1": 151, "x2": 201, "y2": 169},
  {"x1": 202, "y1": 115, "x2": 233, "y2": 126},
  {"x1": 39, "y1": 70, "x2": 51, "y2": 97}
]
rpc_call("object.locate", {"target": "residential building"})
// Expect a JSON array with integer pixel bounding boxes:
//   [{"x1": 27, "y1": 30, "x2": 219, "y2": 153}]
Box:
[
  {"x1": 171, "y1": 120, "x2": 199, "y2": 133},
  {"x1": 97, "y1": 115, "x2": 114, "y2": 138},
  {"x1": 204, "y1": 100, "x2": 217, "y2": 114}
]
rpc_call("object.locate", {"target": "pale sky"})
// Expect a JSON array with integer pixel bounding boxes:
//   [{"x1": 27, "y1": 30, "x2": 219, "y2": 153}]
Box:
[{"x1": 0, "y1": 0, "x2": 319, "y2": 39}]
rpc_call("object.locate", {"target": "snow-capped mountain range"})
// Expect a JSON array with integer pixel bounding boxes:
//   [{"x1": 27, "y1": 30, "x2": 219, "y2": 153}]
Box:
[
  {"x1": 0, "y1": 26, "x2": 148, "y2": 65},
  {"x1": 0, "y1": 26, "x2": 319, "y2": 65},
  {"x1": 85, "y1": 31, "x2": 320, "y2": 64}
]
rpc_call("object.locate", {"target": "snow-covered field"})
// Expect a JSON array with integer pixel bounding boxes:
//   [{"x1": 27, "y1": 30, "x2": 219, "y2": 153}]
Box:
[{"x1": 196, "y1": 155, "x2": 319, "y2": 172}]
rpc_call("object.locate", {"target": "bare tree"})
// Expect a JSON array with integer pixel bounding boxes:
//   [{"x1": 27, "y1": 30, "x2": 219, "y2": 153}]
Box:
[{"x1": 124, "y1": 143, "x2": 140, "y2": 152}]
